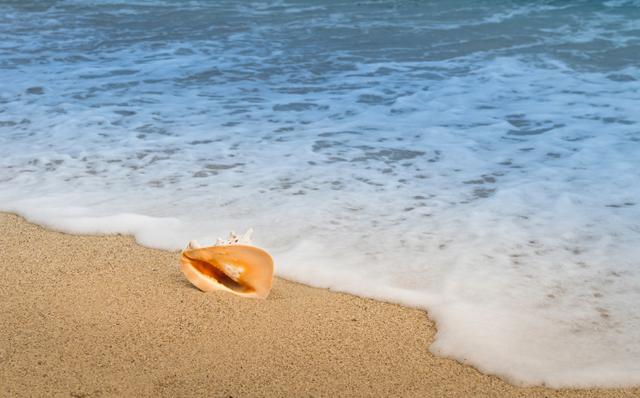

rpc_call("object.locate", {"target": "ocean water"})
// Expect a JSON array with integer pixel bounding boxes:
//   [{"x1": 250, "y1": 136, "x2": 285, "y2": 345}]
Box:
[{"x1": 1, "y1": 0, "x2": 639, "y2": 387}]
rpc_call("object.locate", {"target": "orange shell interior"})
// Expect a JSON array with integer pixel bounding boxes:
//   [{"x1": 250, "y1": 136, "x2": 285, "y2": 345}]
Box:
[{"x1": 180, "y1": 244, "x2": 274, "y2": 299}]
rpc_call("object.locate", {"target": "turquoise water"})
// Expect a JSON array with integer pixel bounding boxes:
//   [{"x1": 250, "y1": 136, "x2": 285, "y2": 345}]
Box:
[{"x1": 1, "y1": 0, "x2": 639, "y2": 386}]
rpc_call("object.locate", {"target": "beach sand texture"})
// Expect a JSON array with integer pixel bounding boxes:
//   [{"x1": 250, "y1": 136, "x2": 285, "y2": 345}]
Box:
[{"x1": 1, "y1": 212, "x2": 638, "y2": 397}]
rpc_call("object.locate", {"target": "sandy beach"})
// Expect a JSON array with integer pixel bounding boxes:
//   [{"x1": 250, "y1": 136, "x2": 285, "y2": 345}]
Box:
[{"x1": 0, "y1": 212, "x2": 638, "y2": 397}]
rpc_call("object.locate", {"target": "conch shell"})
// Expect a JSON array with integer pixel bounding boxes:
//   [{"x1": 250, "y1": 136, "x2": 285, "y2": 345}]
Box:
[{"x1": 180, "y1": 229, "x2": 274, "y2": 299}]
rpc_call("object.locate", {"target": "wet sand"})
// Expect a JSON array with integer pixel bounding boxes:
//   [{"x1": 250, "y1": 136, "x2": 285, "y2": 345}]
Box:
[{"x1": 1, "y1": 212, "x2": 638, "y2": 397}]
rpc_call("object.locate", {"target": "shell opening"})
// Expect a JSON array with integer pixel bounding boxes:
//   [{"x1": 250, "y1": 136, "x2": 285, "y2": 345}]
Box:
[{"x1": 188, "y1": 258, "x2": 254, "y2": 294}]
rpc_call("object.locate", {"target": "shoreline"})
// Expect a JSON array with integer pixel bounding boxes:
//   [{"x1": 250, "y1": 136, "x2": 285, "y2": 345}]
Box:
[{"x1": 1, "y1": 212, "x2": 637, "y2": 397}]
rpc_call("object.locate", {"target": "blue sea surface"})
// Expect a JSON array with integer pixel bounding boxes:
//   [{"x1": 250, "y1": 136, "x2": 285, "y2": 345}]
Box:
[{"x1": 1, "y1": 0, "x2": 639, "y2": 386}]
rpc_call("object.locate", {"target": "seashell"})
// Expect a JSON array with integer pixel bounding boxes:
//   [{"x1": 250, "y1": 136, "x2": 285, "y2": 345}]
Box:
[{"x1": 180, "y1": 230, "x2": 273, "y2": 299}]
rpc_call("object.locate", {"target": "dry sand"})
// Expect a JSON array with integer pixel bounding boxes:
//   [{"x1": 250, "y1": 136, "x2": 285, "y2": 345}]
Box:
[{"x1": 1, "y1": 212, "x2": 638, "y2": 397}]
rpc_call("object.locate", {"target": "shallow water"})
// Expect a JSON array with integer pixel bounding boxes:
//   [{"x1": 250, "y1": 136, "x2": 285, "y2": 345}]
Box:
[{"x1": 1, "y1": 0, "x2": 639, "y2": 387}]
